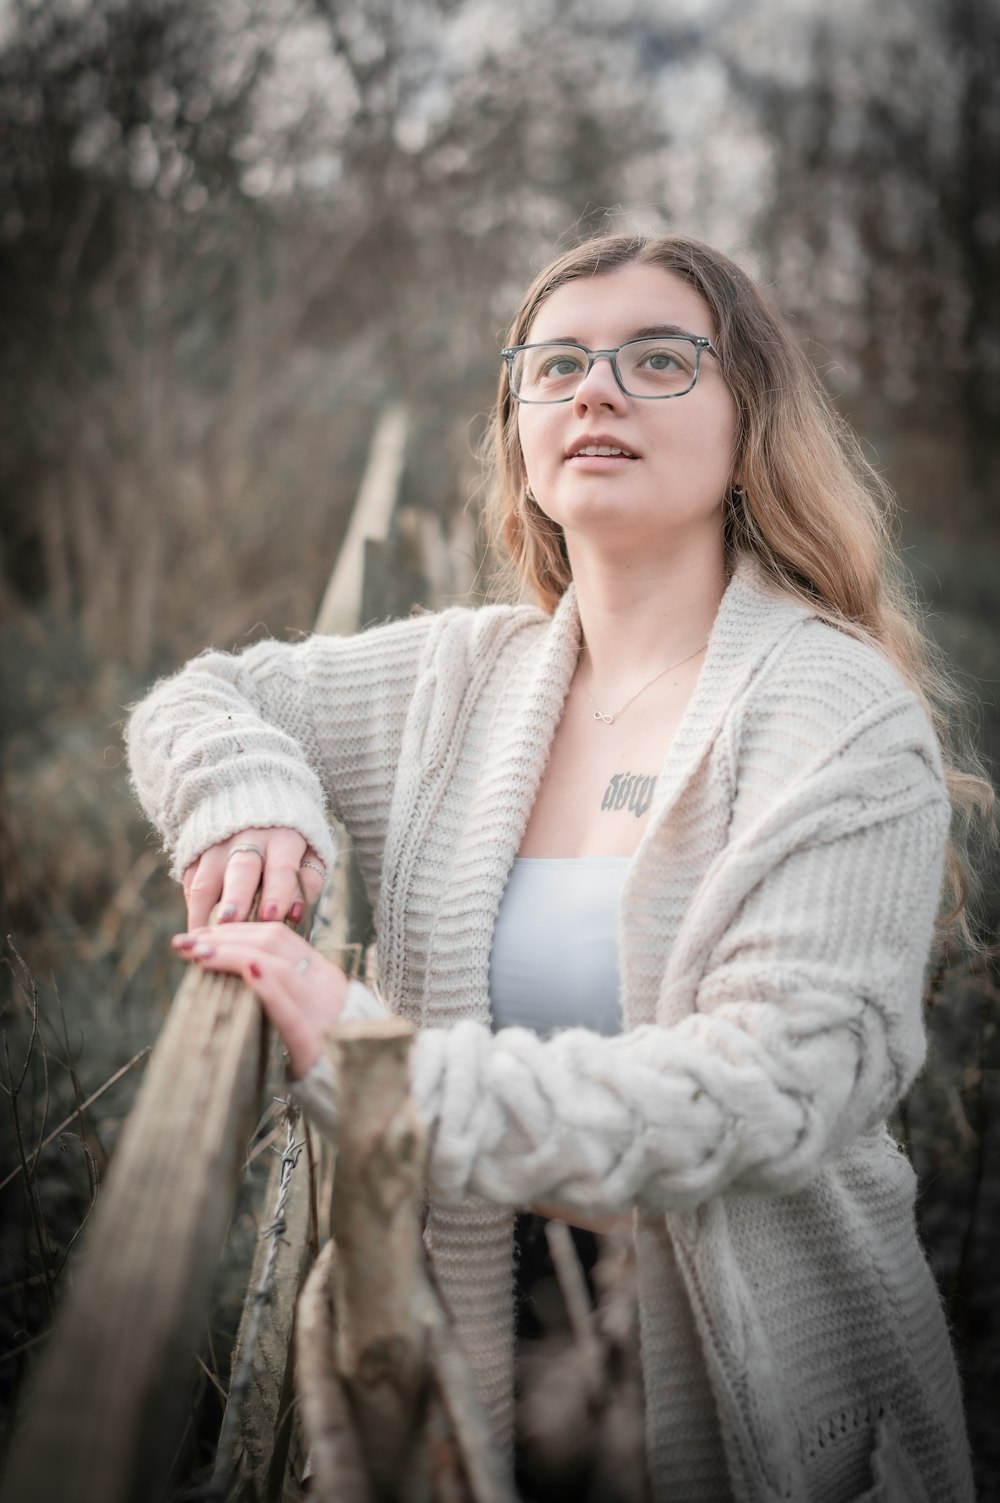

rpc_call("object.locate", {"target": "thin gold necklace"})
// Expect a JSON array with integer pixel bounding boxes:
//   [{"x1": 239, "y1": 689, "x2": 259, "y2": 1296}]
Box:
[{"x1": 583, "y1": 642, "x2": 707, "y2": 725}]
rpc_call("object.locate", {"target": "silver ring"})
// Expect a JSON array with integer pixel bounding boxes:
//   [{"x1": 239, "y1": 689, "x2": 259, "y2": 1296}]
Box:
[
  {"x1": 299, "y1": 859, "x2": 326, "y2": 878},
  {"x1": 228, "y1": 843, "x2": 265, "y2": 861},
  {"x1": 294, "y1": 956, "x2": 312, "y2": 975}
]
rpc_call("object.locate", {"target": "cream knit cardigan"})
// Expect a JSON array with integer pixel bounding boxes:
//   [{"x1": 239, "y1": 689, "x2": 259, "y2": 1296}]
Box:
[{"x1": 127, "y1": 558, "x2": 975, "y2": 1503}]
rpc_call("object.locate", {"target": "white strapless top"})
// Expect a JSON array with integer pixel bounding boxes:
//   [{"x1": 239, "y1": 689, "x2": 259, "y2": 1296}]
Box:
[{"x1": 488, "y1": 857, "x2": 629, "y2": 1038}]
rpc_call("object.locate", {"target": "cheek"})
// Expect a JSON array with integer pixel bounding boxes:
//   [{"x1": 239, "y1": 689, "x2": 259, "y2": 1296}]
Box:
[
  {"x1": 682, "y1": 394, "x2": 740, "y2": 476},
  {"x1": 516, "y1": 411, "x2": 536, "y2": 482},
  {"x1": 516, "y1": 408, "x2": 557, "y2": 487},
  {"x1": 516, "y1": 433, "x2": 537, "y2": 499}
]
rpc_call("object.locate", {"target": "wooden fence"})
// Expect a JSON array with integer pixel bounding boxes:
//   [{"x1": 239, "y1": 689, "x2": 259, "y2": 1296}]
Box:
[{"x1": 1, "y1": 405, "x2": 510, "y2": 1503}]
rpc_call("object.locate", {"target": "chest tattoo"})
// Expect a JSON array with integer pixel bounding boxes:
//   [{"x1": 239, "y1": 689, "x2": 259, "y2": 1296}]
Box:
[{"x1": 601, "y1": 771, "x2": 658, "y2": 819}]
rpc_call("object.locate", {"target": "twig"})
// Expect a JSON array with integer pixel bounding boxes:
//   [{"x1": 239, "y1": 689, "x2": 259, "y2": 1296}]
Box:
[
  {"x1": 0, "y1": 1326, "x2": 53, "y2": 1363},
  {"x1": 305, "y1": 1112, "x2": 320, "y2": 1262},
  {"x1": 0, "y1": 1046, "x2": 150, "y2": 1193},
  {"x1": 1, "y1": 940, "x2": 41, "y2": 1096},
  {"x1": 196, "y1": 1352, "x2": 230, "y2": 1404},
  {"x1": 544, "y1": 1220, "x2": 602, "y2": 1385},
  {"x1": 50, "y1": 1134, "x2": 101, "y2": 1282},
  {"x1": 2, "y1": 1033, "x2": 57, "y2": 1318},
  {"x1": 52, "y1": 975, "x2": 109, "y2": 1173}
]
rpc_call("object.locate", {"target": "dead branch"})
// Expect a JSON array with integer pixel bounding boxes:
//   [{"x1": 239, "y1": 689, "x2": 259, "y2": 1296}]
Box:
[{"x1": 296, "y1": 1238, "x2": 374, "y2": 1503}]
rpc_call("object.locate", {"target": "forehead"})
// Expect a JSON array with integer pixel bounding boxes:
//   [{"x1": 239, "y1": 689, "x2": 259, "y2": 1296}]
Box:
[{"x1": 526, "y1": 263, "x2": 716, "y2": 345}]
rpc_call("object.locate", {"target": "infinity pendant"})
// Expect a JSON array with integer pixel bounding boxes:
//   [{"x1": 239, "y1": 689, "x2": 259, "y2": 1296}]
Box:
[{"x1": 593, "y1": 709, "x2": 615, "y2": 724}]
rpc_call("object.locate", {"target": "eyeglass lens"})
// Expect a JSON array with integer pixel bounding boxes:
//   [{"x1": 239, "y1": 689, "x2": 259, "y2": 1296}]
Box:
[{"x1": 509, "y1": 338, "x2": 702, "y2": 401}]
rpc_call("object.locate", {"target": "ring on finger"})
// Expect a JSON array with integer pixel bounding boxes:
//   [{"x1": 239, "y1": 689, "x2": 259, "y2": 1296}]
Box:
[
  {"x1": 229, "y1": 843, "x2": 265, "y2": 861},
  {"x1": 299, "y1": 859, "x2": 326, "y2": 878},
  {"x1": 295, "y1": 956, "x2": 312, "y2": 975}
]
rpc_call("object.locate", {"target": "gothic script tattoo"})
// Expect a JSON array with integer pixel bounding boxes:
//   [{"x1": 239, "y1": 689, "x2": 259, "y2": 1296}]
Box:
[{"x1": 601, "y1": 771, "x2": 658, "y2": 819}]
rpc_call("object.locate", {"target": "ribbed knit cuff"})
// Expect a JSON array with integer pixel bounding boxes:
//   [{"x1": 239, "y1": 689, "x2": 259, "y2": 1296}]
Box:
[
  {"x1": 289, "y1": 980, "x2": 390, "y2": 1140},
  {"x1": 169, "y1": 779, "x2": 338, "y2": 880}
]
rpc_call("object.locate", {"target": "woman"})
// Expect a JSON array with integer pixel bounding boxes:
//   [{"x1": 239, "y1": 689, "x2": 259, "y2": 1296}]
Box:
[{"x1": 128, "y1": 233, "x2": 981, "y2": 1501}]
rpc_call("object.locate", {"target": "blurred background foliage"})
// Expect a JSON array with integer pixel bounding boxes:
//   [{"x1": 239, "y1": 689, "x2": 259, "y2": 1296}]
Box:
[{"x1": 0, "y1": 0, "x2": 998, "y2": 1493}]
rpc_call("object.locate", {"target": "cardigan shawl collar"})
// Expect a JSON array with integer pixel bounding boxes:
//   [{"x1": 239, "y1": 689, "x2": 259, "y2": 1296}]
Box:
[{"x1": 402, "y1": 556, "x2": 812, "y2": 1039}]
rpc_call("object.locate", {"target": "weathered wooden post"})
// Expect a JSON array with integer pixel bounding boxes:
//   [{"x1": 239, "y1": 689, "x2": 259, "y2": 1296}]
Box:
[
  {"x1": 327, "y1": 1020, "x2": 433, "y2": 1493},
  {"x1": 295, "y1": 1021, "x2": 517, "y2": 1503}
]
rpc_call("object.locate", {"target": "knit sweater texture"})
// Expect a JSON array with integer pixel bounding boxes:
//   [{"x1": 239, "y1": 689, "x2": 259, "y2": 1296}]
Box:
[{"x1": 127, "y1": 557, "x2": 975, "y2": 1503}]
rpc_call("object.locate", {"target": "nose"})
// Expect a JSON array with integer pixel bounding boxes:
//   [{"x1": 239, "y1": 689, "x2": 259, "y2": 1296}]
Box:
[{"x1": 573, "y1": 352, "x2": 628, "y2": 414}]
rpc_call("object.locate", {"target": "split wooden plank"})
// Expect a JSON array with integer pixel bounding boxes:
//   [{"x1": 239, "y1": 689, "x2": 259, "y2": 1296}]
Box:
[{"x1": 218, "y1": 1105, "x2": 319, "y2": 1503}]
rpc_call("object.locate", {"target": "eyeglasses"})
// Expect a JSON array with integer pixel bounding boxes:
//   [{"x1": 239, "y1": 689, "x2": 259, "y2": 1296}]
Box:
[{"x1": 502, "y1": 334, "x2": 718, "y2": 403}]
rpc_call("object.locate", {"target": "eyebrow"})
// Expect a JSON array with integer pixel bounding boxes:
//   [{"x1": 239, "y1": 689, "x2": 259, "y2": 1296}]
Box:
[{"x1": 538, "y1": 323, "x2": 703, "y2": 344}]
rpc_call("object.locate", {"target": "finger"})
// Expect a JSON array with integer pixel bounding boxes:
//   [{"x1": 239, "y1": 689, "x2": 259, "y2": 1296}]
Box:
[
  {"x1": 185, "y1": 847, "x2": 230, "y2": 929},
  {"x1": 174, "y1": 924, "x2": 347, "y2": 1027},
  {"x1": 217, "y1": 840, "x2": 268, "y2": 923},
  {"x1": 258, "y1": 829, "x2": 308, "y2": 923},
  {"x1": 296, "y1": 846, "x2": 327, "y2": 904},
  {"x1": 241, "y1": 960, "x2": 322, "y2": 1078},
  {"x1": 174, "y1": 923, "x2": 317, "y2": 974},
  {"x1": 174, "y1": 934, "x2": 324, "y2": 1077}
]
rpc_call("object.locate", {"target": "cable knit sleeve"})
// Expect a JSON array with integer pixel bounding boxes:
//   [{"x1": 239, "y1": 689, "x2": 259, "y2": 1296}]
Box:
[
  {"x1": 417, "y1": 795, "x2": 946, "y2": 1214},
  {"x1": 294, "y1": 693, "x2": 951, "y2": 1218},
  {"x1": 125, "y1": 614, "x2": 439, "y2": 879}
]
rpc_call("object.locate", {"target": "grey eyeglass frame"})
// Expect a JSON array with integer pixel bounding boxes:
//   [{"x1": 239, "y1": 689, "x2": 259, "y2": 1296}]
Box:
[{"x1": 501, "y1": 334, "x2": 719, "y2": 402}]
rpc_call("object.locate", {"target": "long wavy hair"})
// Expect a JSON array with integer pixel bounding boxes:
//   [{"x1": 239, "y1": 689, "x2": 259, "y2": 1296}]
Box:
[{"x1": 482, "y1": 231, "x2": 994, "y2": 941}]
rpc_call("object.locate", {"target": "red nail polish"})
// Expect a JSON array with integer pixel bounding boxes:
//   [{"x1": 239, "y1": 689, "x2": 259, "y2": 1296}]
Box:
[
  {"x1": 249, "y1": 961, "x2": 262, "y2": 979},
  {"x1": 289, "y1": 901, "x2": 303, "y2": 925},
  {"x1": 263, "y1": 903, "x2": 278, "y2": 921}
]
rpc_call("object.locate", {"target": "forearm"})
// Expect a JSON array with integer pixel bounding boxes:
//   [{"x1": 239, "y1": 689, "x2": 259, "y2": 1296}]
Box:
[{"x1": 127, "y1": 642, "x2": 337, "y2": 877}]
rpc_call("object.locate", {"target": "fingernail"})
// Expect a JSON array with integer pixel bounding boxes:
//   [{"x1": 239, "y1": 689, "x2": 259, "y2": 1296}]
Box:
[
  {"x1": 263, "y1": 902, "x2": 278, "y2": 921},
  {"x1": 219, "y1": 904, "x2": 237, "y2": 922},
  {"x1": 193, "y1": 942, "x2": 215, "y2": 959},
  {"x1": 248, "y1": 961, "x2": 262, "y2": 979},
  {"x1": 289, "y1": 901, "x2": 303, "y2": 925},
  {"x1": 172, "y1": 934, "x2": 195, "y2": 950}
]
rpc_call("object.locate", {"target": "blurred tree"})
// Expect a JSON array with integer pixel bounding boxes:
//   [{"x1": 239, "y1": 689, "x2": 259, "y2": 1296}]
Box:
[
  {"x1": 0, "y1": 0, "x2": 670, "y2": 666},
  {"x1": 0, "y1": 0, "x2": 283, "y2": 661},
  {"x1": 731, "y1": 0, "x2": 1000, "y2": 524}
]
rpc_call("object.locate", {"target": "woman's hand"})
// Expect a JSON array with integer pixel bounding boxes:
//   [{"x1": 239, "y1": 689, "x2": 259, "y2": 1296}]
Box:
[
  {"x1": 182, "y1": 827, "x2": 327, "y2": 929},
  {"x1": 172, "y1": 922, "x2": 346, "y2": 1077}
]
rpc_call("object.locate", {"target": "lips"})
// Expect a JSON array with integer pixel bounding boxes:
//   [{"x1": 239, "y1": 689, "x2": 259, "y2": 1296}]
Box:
[{"x1": 566, "y1": 438, "x2": 639, "y2": 460}]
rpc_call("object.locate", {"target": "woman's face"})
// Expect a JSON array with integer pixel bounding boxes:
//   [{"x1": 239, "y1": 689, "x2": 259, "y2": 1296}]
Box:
[{"x1": 516, "y1": 263, "x2": 740, "y2": 562}]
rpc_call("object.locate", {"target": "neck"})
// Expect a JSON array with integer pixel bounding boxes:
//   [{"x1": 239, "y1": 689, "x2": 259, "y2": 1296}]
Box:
[{"x1": 568, "y1": 533, "x2": 728, "y2": 687}]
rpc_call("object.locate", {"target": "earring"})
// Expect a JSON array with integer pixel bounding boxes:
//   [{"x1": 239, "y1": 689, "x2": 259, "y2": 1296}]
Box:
[{"x1": 731, "y1": 483, "x2": 746, "y2": 501}]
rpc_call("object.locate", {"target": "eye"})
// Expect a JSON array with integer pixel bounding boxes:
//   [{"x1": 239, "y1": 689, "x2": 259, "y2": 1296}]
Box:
[
  {"x1": 619, "y1": 338, "x2": 700, "y2": 394},
  {"x1": 637, "y1": 345, "x2": 690, "y2": 374},
  {"x1": 538, "y1": 349, "x2": 586, "y2": 378}
]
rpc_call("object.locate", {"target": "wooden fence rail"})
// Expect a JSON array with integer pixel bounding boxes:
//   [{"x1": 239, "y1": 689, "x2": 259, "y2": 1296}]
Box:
[
  {"x1": 1, "y1": 957, "x2": 270, "y2": 1503},
  {"x1": 1, "y1": 403, "x2": 495, "y2": 1503}
]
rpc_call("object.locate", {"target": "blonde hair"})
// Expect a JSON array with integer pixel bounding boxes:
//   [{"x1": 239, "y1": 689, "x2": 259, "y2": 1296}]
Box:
[{"x1": 482, "y1": 232, "x2": 995, "y2": 942}]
